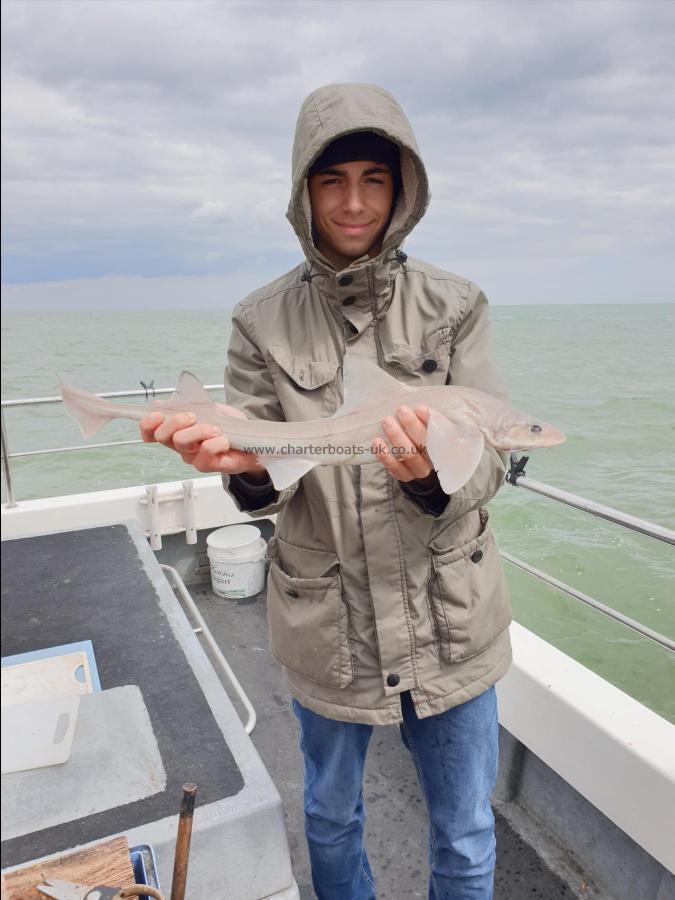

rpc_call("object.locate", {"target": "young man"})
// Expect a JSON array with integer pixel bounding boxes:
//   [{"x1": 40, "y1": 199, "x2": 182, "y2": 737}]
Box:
[{"x1": 141, "y1": 83, "x2": 512, "y2": 900}]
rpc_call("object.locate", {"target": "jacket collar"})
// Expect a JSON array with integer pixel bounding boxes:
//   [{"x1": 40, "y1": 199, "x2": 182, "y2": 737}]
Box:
[{"x1": 301, "y1": 248, "x2": 408, "y2": 314}]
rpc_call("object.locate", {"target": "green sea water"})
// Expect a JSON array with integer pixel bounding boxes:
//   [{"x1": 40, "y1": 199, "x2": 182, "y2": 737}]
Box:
[{"x1": 2, "y1": 303, "x2": 674, "y2": 721}]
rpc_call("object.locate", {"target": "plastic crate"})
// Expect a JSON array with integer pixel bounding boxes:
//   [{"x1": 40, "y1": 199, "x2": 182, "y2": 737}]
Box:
[{"x1": 130, "y1": 843, "x2": 162, "y2": 893}]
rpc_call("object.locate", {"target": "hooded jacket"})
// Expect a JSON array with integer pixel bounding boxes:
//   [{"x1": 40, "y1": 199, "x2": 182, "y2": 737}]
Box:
[{"x1": 223, "y1": 83, "x2": 512, "y2": 725}]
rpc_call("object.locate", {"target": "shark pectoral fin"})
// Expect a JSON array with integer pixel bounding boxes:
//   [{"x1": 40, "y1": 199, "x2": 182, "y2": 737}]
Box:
[
  {"x1": 260, "y1": 457, "x2": 318, "y2": 491},
  {"x1": 425, "y1": 410, "x2": 485, "y2": 495}
]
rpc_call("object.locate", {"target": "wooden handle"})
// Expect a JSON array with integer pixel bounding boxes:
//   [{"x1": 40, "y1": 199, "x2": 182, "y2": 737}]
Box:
[
  {"x1": 169, "y1": 784, "x2": 197, "y2": 900},
  {"x1": 119, "y1": 886, "x2": 164, "y2": 899}
]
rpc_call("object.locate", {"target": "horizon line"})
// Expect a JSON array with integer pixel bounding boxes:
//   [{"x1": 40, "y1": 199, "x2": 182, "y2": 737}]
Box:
[{"x1": 2, "y1": 299, "x2": 674, "y2": 313}]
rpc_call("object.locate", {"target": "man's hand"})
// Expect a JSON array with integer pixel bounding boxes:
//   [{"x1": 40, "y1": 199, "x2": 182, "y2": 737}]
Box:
[
  {"x1": 139, "y1": 404, "x2": 268, "y2": 479},
  {"x1": 373, "y1": 405, "x2": 436, "y2": 485}
]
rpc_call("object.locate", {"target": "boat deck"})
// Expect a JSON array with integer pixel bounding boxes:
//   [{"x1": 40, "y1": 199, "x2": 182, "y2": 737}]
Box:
[
  {"x1": 1, "y1": 524, "x2": 299, "y2": 898},
  {"x1": 189, "y1": 536, "x2": 578, "y2": 899},
  {"x1": 1, "y1": 526, "x2": 243, "y2": 868}
]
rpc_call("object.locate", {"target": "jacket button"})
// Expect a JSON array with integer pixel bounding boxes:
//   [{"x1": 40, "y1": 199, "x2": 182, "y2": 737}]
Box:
[
  {"x1": 386, "y1": 673, "x2": 400, "y2": 687},
  {"x1": 471, "y1": 550, "x2": 484, "y2": 564},
  {"x1": 286, "y1": 588, "x2": 300, "y2": 598},
  {"x1": 422, "y1": 358, "x2": 438, "y2": 373},
  {"x1": 339, "y1": 274, "x2": 353, "y2": 287},
  {"x1": 343, "y1": 295, "x2": 356, "y2": 306}
]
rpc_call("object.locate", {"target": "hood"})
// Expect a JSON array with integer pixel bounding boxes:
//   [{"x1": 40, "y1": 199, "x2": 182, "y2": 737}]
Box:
[{"x1": 286, "y1": 83, "x2": 430, "y2": 272}]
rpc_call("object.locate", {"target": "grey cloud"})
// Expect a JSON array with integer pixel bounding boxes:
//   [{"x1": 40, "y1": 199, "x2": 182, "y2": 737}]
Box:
[
  {"x1": 2, "y1": 1, "x2": 299, "y2": 94},
  {"x1": 1, "y1": 0, "x2": 674, "y2": 305}
]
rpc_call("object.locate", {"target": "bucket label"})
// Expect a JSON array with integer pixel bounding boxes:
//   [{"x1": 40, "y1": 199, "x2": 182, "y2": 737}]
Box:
[{"x1": 210, "y1": 560, "x2": 265, "y2": 599}]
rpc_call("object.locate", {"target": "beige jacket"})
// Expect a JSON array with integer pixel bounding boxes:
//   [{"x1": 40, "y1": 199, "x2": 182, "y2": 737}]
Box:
[{"x1": 223, "y1": 84, "x2": 512, "y2": 725}]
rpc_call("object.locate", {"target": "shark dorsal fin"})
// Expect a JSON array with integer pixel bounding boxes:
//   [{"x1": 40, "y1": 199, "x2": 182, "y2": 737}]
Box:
[
  {"x1": 333, "y1": 354, "x2": 411, "y2": 417},
  {"x1": 171, "y1": 371, "x2": 213, "y2": 405}
]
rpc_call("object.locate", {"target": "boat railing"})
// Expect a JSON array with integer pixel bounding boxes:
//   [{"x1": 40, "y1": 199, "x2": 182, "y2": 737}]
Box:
[
  {"x1": 2, "y1": 387, "x2": 674, "y2": 653},
  {"x1": 504, "y1": 455, "x2": 674, "y2": 651},
  {"x1": 1, "y1": 385, "x2": 224, "y2": 498}
]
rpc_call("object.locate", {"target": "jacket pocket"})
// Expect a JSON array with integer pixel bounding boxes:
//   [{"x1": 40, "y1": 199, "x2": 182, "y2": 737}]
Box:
[
  {"x1": 382, "y1": 327, "x2": 454, "y2": 384},
  {"x1": 267, "y1": 344, "x2": 340, "y2": 419},
  {"x1": 266, "y1": 546, "x2": 354, "y2": 688},
  {"x1": 427, "y1": 519, "x2": 511, "y2": 664}
]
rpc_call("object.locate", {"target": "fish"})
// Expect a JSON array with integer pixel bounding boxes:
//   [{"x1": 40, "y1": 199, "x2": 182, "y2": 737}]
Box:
[{"x1": 60, "y1": 354, "x2": 565, "y2": 494}]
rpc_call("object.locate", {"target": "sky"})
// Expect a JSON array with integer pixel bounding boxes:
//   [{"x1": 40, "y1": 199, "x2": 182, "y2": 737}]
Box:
[{"x1": 2, "y1": 0, "x2": 674, "y2": 309}]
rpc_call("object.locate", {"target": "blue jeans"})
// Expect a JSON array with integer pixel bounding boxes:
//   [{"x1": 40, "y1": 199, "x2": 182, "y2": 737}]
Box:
[{"x1": 292, "y1": 688, "x2": 498, "y2": 900}]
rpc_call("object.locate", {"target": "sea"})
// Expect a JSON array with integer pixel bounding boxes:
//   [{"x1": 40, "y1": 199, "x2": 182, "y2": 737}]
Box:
[{"x1": 2, "y1": 303, "x2": 674, "y2": 722}]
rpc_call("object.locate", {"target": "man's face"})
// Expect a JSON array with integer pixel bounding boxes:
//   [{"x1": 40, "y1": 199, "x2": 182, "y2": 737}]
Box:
[{"x1": 308, "y1": 159, "x2": 395, "y2": 269}]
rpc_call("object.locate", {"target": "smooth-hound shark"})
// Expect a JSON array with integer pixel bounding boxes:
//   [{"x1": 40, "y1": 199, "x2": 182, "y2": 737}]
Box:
[{"x1": 60, "y1": 355, "x2": 565, "y2": 493}]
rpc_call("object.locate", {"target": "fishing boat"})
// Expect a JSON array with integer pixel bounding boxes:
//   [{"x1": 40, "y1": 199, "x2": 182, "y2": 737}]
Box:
[{"x1": 1, "y1": 382, "x2": 674, "y2": 899}]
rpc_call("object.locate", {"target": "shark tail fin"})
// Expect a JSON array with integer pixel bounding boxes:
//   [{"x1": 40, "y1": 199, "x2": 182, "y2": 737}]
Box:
[{"x1": 59, "y1": 380, "x2": 114, "y2": 438}]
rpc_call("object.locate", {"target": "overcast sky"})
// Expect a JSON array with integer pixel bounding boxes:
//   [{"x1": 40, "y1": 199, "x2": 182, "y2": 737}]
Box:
[{"x1": 2, "y1": 0, "x2": 674, "y2": 309}]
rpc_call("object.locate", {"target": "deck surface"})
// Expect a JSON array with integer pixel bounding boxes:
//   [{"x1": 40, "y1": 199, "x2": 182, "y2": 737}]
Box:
[
  {"x1": 1, "y1": 525, "x2": 243, "y2": 869},
  {"x1": 192, "y1": 528, "x2": 577, "y2": 900}
]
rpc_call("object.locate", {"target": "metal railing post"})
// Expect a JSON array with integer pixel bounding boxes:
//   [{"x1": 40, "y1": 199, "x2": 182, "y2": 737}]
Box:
[
  {"x1": 1, "y1": 409, "x2": 17, "y2": 509},
  {"x1": 145, "y1": 484, "x2": 162, "y2": 551}
]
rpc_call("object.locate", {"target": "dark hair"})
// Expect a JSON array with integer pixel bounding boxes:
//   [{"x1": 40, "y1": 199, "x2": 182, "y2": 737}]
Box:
[{"x1": 308, "y1": 131, "x2": 402, "y2": 196}]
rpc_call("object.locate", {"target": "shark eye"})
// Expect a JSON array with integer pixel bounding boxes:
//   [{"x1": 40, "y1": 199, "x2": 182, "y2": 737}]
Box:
[{"x1": 530, "y1": 424, "x2": 542, "y2": 433}]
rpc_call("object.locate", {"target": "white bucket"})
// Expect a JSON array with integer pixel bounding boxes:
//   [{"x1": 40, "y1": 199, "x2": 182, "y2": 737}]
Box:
[{"x1": 206, "y1": 525, "x2": 267, "y2": 600}]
